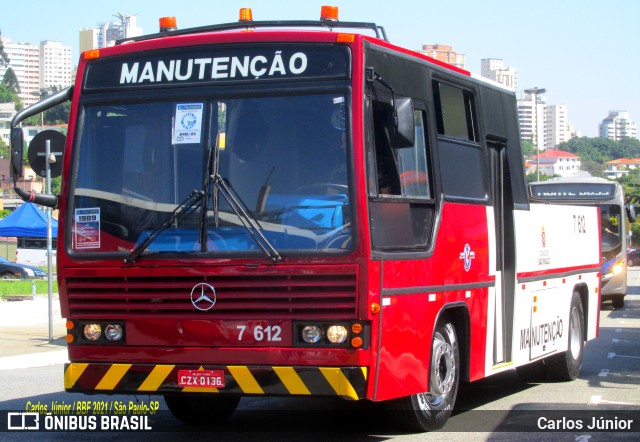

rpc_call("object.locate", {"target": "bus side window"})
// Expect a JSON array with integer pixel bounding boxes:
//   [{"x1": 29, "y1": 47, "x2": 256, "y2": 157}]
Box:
[{"x1": 368, "y1": 100, "x2": 435, "y2": 250}]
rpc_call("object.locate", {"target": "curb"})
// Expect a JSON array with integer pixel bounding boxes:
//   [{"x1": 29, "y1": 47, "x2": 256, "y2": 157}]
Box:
[
  {"x1": 0, "y1": 350, "x2": 68, "y2": 371},
  {"x1": 4, "y1": 295, "x2": 36, "y2": 301}
]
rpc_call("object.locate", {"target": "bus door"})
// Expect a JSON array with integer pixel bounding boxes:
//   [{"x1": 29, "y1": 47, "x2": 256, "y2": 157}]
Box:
[{"x1": 487, "y1": 137, "x2": 516, "y2": 365}]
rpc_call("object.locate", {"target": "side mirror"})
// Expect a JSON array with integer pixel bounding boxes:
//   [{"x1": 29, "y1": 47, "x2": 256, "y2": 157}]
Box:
[
  {"x1": 10, "y1": 127, "x2": 24, "y2": 182},
  {"x1": 27, "y1": 129, "x2": 66, "y2": 179},
  {"x1": 627, "y1": 203, "x2": 637, "y2": 223},
  {"x1": 392, "y1": 97, "x2": 415, "y2": 148}
]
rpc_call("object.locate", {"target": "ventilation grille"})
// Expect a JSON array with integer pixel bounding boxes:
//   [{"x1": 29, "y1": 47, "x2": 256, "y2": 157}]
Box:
[{"x1": 64, "y1": 265, "x2": 358, "y2": 319}]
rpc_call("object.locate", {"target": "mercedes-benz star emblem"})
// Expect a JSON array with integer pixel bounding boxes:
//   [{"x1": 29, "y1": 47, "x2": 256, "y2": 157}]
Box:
[{"x1": 190, "y1": 283, "x2": 217, "y2": 311}]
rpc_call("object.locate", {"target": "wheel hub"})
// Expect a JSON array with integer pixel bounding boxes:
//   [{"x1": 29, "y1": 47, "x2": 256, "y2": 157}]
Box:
[{"x1": 430, "y1": 338, "x2": 455, "y2": 397}]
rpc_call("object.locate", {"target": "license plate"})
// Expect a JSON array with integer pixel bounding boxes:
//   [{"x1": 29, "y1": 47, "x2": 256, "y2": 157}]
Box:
[{"x1": 178, "y1": 369, "x2": 225, "y2": 388}]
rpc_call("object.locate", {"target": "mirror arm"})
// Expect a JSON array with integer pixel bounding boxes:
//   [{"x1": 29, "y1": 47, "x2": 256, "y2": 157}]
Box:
[
  {"x1": 14, "y1": 186, "x2": 58, "y2": 208},
  {"x1": 10, "y1": 86, "x2": 73, "y2": 130},
  {"x1": 366, "y1": 68, "x2": 398, "y2": 126},
  {"x1": 11, "y1": 86, "x2": 72, "y2": 208}
]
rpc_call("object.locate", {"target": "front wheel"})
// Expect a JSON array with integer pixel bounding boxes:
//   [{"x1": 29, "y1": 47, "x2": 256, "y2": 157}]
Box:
[
  {"x1": 546, "y1": 292, "x2": 584, "y2": 381},
  {"x1": 387, "y1": 315, "x2": 460, "y2": 431},
  {"x1": 164, "y1": 394, "x2": 240, "y2": 425}
]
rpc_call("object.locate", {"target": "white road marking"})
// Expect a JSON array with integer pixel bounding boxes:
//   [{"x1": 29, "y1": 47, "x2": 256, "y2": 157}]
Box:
[
  {"x1": 615, "y1": 328, "x2": 640, "y2": 333},
  {"x1": 607, "y1": 352, "x2": 640, "y2": 360},
  {"x1": 589, "y1": 395, "x2": 637, "y2": 406}
]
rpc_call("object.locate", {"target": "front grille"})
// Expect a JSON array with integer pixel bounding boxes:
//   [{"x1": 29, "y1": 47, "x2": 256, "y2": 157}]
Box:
[{"x1": 63, "y1": 265, "x2": 358, "y2": 319}]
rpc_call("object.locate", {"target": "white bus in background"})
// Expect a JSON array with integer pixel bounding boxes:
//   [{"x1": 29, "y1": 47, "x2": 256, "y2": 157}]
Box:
[
  {"x1": 16, "y1": 236, "x2": 57, "y2": 265},
  {"x1": 529, "y1": 177, "x2": 633, "y2": 309}
]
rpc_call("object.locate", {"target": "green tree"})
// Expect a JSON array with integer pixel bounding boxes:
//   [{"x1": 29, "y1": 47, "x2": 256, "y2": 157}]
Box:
[
  {"x1": 44, "y1": 98, "x2": 70, "y2": 125},
  {"x1": 558, "y1": 137, "x2": 640, "y2": 164},
  {"x1": 521, "y1": 139, "x2": 535, "y2": 157},
  {"x1": 618, "y1": 168, "x2": 640, "y2": 205},
  {"x1": 0, "y1": 136, "x2": 8, "y2": 159},
  {"x1": 0, "y1": 83, "x2": 20, "y2": 105},
  {"x1": 1, "y1": 67, "x2": 20, "y2": 94},
  {"x1": 23, "y1": 86, "x2": 71, "y2": 126},
  {"x1": 0, "y1": 31, "x2": 10, "y2": 67}
]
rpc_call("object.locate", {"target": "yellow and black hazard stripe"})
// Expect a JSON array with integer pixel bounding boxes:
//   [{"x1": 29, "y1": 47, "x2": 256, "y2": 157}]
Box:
[{"x1": 64, "y1": 363, "x2": 368, "y2": 400}]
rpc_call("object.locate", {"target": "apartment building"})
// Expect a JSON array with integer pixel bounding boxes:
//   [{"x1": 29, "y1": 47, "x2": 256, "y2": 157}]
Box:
[
  {"x1": 599, "y1": 111, "x2": 637, "y2": 141},
  {"x1": 79, "y1": 14, "x2": 143, "y2": 52},
  {"x1": 480, "y1": 58, "x2": 517, "y2": 92},
  {"x1": 0, "y1": 38, "x2": 73, "y2": 107},
  {"x1": 518, "y1": 91, "x2": 577, "y2": 150},
  {"x1": 40, "y1": 40, "x2": 73, "y2": 89},
  {"x1": 418, "y1": 44, "x2": 465, "y2": 69},
  {"x1": 0, "y1": 38, "x2": 40, "y2": 107}
]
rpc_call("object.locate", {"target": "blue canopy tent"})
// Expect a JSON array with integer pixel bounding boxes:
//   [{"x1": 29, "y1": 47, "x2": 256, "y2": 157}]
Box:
[{"x1": 0, "y1": 202, "x2": 58, "y2": 237}]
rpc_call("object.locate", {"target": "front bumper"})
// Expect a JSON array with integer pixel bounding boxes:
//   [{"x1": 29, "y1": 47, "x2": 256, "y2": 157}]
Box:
[{"x1": 64, "y1": 363, "x2": 368, "y2": 400}]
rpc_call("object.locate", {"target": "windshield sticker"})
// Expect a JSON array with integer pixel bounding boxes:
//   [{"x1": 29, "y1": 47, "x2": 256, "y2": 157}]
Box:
[
  {"x1": 173, "y1": 103, "x2": 204, "y2": 144},
  {"x1": 74, "y1": 208, "x2": 101, "y2": 249}
]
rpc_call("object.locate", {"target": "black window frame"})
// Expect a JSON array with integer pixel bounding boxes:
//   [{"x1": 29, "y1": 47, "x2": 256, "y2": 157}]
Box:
[{"x1": 432, "y1": 79, "x2": 488, "y2": 203}]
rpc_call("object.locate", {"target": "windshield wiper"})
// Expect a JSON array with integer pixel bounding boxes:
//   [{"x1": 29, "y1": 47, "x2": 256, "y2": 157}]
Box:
[
  {"x1": 212, "y1": 173, "x2": 282, "y2": 263},
  {"x1": 124, "y1": 189, "x2": 204, "y2": 264}
]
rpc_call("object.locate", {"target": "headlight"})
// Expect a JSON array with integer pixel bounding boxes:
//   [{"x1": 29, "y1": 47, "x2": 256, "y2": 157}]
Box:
[
  {"x1": 83, "y1": 323, "x2": 102, "y2": 341},
  {"x1": 301, "y1": 325, "x2": 323, "y2": 343},
  {"x1": 612, "y1": 263, "x2": 624, "y2": 275},
  {"x1": 326, "y1": 325, "x2": 348, "y2": 344},
  {"x1": 24, "y1": 268, "x2": 35, "y2": 277},
  {"x1": 104, "y1": 324, "x2": 124, "y2": 341},
  {"x1": 295, "y1": 321, "x2": 369, "y2": 348}
]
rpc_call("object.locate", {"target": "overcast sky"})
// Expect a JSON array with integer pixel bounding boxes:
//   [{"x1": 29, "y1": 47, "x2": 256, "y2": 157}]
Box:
[{"x1": 2, "y1": 0, "x2": 639, "y2": 137}]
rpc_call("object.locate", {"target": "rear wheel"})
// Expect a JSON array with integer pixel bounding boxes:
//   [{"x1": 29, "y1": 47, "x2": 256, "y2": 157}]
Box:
[
  {"x1": 164, "y1": 394, "x2": 240, "y2": 425},
  {"x1": 387, "y1": 316, "x2": 460, "y2": 431},
  {"x1": 547, "y1": 292, "x2": 584, "y2": 381}
]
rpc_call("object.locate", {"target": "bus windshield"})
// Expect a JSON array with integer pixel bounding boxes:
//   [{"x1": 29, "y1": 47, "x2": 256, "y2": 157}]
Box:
[{"x1": 70, "y1": 92, "x2": 352, "y2": 258}]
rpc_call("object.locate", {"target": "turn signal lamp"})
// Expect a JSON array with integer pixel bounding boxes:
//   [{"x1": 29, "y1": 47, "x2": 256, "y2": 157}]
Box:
[
  {"x1": 159, "y1": 16, "x2": 178, "y2": 32},
  {"x1": 370, "y1": 302, "x2": 381, "y2": 314},
  {"x1": 321, "y1": 6, "x2": 339, "y2": 21},
  {"x1": 337, "y1": 34, "x2": 355, "y2": 43},
  {"x1": 351, "y1": 337, "x2": 363, "y2": 348},
  {"x1": 239, "y1": 8, "x2": 253, "y2": 22},
  {"x1": 83, "y1": 50, "x2": 100, "y2": 60}
]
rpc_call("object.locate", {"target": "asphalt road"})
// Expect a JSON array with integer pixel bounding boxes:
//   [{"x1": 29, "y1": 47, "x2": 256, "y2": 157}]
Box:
[{"x1": 1, "y1": 271, "x2": 639, "y2": 441}]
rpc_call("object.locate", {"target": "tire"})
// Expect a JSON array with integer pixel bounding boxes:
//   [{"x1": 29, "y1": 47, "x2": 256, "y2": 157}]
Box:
[
  {"x1": 612, "y1": 295, "x2": 625, "y2": 309},
  {"x1": 546, "y1": 292, "x2": 584, "y2": 381},
  {"x1": 387, "y1": 315, "x2": 460, "y2": 431},
  {"x1": 0, "y1": 272, "x2": 13, "y2": 280},
  {"x1": 164, "y1": 394, "x2": 240, "y2": 425}
]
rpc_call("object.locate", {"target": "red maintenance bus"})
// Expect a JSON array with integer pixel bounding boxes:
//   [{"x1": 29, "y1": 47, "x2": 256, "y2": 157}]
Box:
[{"x1": 10, "y1": 6, "x2": 601, "y2": 431}]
